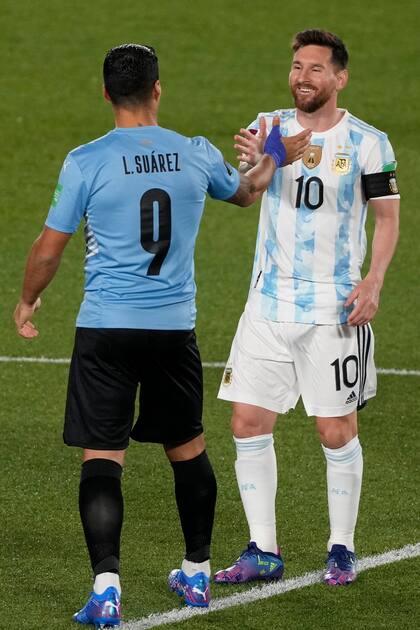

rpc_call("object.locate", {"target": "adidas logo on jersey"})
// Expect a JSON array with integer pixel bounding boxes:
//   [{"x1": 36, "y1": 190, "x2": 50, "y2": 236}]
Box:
[{"x1": 345, "y1": 391, "x2": 357, "y2": 404}]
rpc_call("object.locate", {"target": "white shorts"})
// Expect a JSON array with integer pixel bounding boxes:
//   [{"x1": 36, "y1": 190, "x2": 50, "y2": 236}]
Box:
[{"x1": 218, "y1": 304, "x2": 377, "y2": 417}]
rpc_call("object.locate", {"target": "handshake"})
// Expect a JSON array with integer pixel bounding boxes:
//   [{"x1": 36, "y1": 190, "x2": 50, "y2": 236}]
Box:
[{"x1": 234, "y1": 115, "x2": 311, "y2": 168}]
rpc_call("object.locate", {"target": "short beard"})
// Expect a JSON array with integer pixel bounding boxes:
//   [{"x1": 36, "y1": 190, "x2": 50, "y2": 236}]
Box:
[{"x1": 291, "y1": 87, "x2": 331, "y2": 113}]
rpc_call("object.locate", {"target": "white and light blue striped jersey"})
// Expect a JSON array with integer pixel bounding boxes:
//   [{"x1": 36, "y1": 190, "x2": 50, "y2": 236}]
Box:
[
  {"x1": 246, "y1": 109, "x2": 399, "y2": 324},
  {"x1": 46, "y1": 126, "x2": 239, "y2": 329}
]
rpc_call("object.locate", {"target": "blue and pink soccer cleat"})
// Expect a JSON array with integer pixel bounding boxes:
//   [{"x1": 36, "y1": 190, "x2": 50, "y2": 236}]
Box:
[
  {"x1": 323, "y1": 544, "x2": 357, "y2": 586},
  {"x1": 73, "y1": 586, "x2": 121, "y2": 627},
  {"x1": 168, "y1": 569, "x2": 210, "y2": 607},
  {"x1": 213, "y1": 541, "x2": 284, "y2": 583}
]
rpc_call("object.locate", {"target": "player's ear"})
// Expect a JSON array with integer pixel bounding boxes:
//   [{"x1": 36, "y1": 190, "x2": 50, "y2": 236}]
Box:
[
  {"x1": 153, "y1": 80, "x2": 162, "y2": 102},
  {"x1": 103, "y1": 86, "x2": 112, "y2": 102},
  {"x1": 336, "y1": 69, "x2": 348, "y2": 92}
]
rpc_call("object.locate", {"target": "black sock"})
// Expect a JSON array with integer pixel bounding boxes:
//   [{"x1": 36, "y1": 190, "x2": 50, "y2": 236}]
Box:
[
  {"x1": 79, "y1": 458, "x2": 123, "y2": 575},
  {"x1": 171, "y1": 450, "x2": 217, "y2": 563}
]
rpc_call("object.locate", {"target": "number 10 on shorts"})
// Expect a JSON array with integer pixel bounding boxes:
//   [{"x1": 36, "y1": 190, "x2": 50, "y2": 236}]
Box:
[{"x1": 330, "y1": 355, "x2": 358, "y2": 391}]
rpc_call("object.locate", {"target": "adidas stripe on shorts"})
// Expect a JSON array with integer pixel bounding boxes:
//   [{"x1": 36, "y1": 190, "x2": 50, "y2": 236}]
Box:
[{"x1": 218, "y1": 303, "x2": 376, "y2": 418}]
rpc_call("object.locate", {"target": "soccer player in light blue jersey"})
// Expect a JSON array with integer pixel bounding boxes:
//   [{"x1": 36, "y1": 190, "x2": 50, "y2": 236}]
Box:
[
  {"x1": 14, "y1": 44, "x2": 310, "y2": 624},
  {"x1": 216, "y1": 30, "x2": 400, "y2": 586}
]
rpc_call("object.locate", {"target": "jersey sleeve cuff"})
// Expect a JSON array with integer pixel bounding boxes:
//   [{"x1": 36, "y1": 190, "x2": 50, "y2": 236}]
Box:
[{"x1": 45, "y1": 219, "x2": 78, "y2": 234}]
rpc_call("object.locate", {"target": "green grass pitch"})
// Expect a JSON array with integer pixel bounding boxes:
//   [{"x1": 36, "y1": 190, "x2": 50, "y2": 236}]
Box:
[{"x1": 1, "y1": 1, "x2": 419, "y2": 628}]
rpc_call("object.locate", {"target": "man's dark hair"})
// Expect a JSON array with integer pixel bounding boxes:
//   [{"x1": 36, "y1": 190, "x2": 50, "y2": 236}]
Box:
[
  {"x1": 103, "y1": 44, "x2": 159, "y2": 107},
  {"x1": 292, "y1": 30, "x2": 348, "y2": 69}
]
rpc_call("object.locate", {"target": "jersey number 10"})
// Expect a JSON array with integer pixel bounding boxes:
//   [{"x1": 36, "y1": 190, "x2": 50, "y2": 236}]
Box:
[{"x1": 295, "y1": 176, "x2": 324, "y2": 210}]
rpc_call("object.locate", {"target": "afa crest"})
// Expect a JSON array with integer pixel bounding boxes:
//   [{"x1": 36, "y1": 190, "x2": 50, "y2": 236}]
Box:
[
  {"x1": 333, "y1": 153, "x2": 352, "y2": 175},
  {"x1": 389, "y1": 175, "x2": 398, "y2": 194},
  {"x1": 223, "y1": 367, "x2": 233, "y2": 386}
]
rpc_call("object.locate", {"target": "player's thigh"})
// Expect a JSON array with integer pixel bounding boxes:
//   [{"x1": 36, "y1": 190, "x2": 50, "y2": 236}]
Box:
[
  {"x1": 64, "y1": 328, "x2": 139, "y2": 450},
  {"x1": 218, "y1": 307, "x2": 299, "y2": 414},
  {"x1": 294, "y1": 323, "x2": 376, "y2": 418},
  {"x1": 132, "y1": 329, "x2": 203, "y2": 445}
]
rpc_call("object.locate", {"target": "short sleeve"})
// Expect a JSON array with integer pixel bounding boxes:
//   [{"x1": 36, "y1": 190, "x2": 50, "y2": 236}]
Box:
[
  {"x1": 204, "y1": 140, "x2": 240, "y2": 200},
  {"x1": 45, "y1": 154, "x2": 88, "y2": 233},
  {"x1": 363, "y1": 134, "x2": 397, "y2": 175},
  {"x1": 362, "y1": 134, "x2": 400, "y2": 200}
]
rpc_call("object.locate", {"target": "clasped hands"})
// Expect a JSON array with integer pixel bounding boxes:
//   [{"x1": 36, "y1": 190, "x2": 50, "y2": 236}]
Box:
[{"x1": 234, "y1": 115, "x2": 311, "y2": 168}]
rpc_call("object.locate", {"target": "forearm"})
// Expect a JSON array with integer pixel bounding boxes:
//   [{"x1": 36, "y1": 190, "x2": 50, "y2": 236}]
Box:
[
  {"x1": 227, "y1": 119, "x2": 282, "y2": 207},
  {"x1": 367, "y1": 210, "x2": 399, "y2": 287},
  {"x1": 229, "y1": 156, "x2": 276, "y2": 207},
  {"x1": 246, "y1": 155, "x2": 276, "y2": 193},
  {"x1": 345, "y1": 199, "x2": 399, "y2": 326},
  {"x1": 21, "y1": 239, "x2": 63, "y2": 304},
  {"x1": 15, "y1": 227, "x2": 71, "y2": 338}
]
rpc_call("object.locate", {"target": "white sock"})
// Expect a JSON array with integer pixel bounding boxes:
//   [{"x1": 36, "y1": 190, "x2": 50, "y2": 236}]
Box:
[
  {"x1": 234, "y1": 433, "x2": 278, "y2": 554},
  {"x1": 94, "y1": 572, "x2": 121, "y2": 595},
  {"x1": 181, "y1": 559, "x2": 211, "y2": 577},
  {"x1": 322, "y1": 435, "x2": 363, "y2": 553}
]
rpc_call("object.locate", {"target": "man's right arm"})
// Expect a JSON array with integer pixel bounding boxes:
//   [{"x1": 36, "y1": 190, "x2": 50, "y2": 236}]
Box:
[
  {"x1": 14, "y1": 227, "x2": 72, "y2": 338},
  {"x1": 14, "y1": 153, "x2": 86, "y2": 338},
  {"x1": 227, "y1": 117, "x2": 310, "y2": 207},
  {"x1": 227, "y1": 155, "x2": 278, "y2": 207},
  {"x1": 234, "y1": 116, "x2": 311, "y2": 172}
]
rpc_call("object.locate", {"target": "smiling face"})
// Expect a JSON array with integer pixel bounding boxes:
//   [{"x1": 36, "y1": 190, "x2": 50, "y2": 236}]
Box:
[{"x1": 289, "y1": 45, "x2": 348, "y2": 113}]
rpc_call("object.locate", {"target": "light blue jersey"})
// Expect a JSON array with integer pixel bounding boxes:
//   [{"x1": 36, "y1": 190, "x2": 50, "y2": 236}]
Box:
[
  {"x1": 245, "y1": 110, "x2": 399, "y2": 324},
  {"x1": 46, "y1": 126, "x2": 239, "y2": 329}
]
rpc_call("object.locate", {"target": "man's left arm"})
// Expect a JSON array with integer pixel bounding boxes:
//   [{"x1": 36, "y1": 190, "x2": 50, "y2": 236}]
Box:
[
  {"x1": 346, "y1": 198, "x2": 399, "y2": 326},
  {"x1": 14, "y1": 227, "x2": 72, "y2": 338}
]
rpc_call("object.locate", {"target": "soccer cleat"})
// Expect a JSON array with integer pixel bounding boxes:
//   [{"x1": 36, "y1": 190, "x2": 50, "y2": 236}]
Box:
[
  {"x1": 73, "y1": 586, "x2": 121, "y2": 627},
  {"x1": 213, "y1": 541, "x2": 284, "y2": 584},
  {"x1": 168, "y1": 569, "x2": 210, "y2": 607},
  {"x1": 323, "y1": 544, "x2": 357, "y2": 586}
]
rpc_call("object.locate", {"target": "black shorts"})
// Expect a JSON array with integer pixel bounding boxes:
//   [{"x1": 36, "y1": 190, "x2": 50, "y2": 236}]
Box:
[{"x1": 64, "y1": 327, "x2": 203, "y2": 450}]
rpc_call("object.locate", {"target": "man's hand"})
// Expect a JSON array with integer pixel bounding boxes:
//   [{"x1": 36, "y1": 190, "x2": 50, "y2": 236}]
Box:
[
  {"x1": 282, "y1": 128, "x2": 311, "y2": 166},
  {"x1": 234, "y1": 116, "x2": 311, "y2": 167},
  {"x1": 263, "y1": 116, "x2": 286, "y2": 167},
  {"x1": 345, "y1": 275, "x2": 381, "y2": 326},
  {"x1": 234, "y1": 117, "x2": 266, "y2": 166},
  {"x1": 14, "y1": 297, "x2": 41, "y2": 338}
]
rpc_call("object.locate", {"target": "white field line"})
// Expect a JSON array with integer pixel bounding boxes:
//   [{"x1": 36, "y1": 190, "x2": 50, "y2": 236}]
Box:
[
  {"x1": 0, "y1": 355, "x2": 71, "y2": 364},
  {"x1": 0, "y1": 356, "x2": 419, "y2": 376},
  {"x1": 123, "y1": 542, "x2": 420, "y2": 629}
]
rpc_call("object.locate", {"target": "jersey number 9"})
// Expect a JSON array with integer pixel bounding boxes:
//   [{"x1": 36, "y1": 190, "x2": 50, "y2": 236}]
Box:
[{"x1": 140, "y1": 188, "x2": 172, "y2": 276}]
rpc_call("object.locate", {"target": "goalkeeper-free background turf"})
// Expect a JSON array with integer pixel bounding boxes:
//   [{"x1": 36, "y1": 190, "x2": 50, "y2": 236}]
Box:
[{"x1": 1, "y1": 1, "x2": 419, "y2": 628}]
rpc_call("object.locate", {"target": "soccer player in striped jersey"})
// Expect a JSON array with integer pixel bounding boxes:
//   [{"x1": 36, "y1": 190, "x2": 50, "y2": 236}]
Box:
[
  {"x1": 13, "y1": 44, "x2": 310, "y2": 625},
  {"x1": 216, "y1": 29, "x2": 400, "y2": 586}
]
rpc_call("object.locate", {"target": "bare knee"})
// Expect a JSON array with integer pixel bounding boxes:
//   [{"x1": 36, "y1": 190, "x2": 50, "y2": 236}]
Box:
[
  {"x1": 164, "y1": 433, "x2": 205, "y2": 462},
  {"x1": 231, "y1": 403, "x2": 277, "y2": 438},
  {"x1": 316, "y1": 411, "x2": 358, "y2": 449}
]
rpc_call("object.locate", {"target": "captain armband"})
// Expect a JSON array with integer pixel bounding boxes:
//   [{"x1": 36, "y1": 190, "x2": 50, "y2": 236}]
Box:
[{"x1": 362, "y1": 170, "x2": 399, "y2": 200}]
